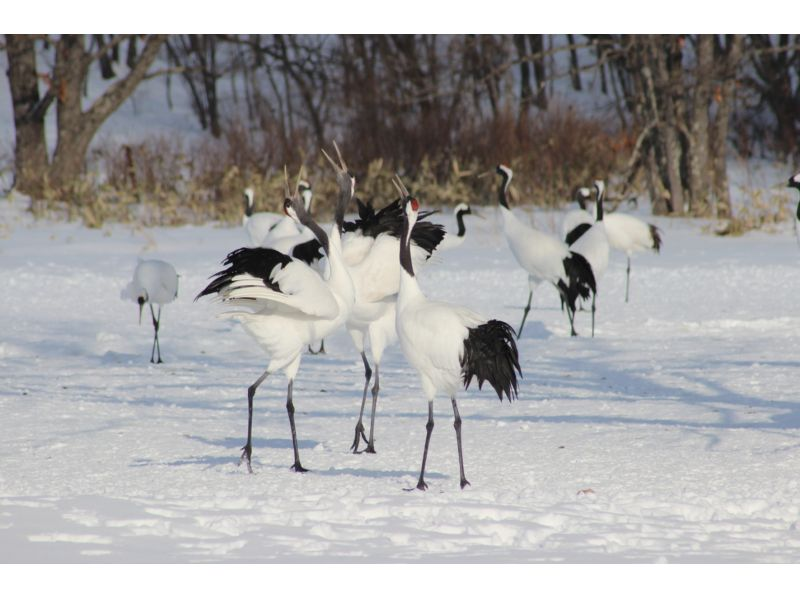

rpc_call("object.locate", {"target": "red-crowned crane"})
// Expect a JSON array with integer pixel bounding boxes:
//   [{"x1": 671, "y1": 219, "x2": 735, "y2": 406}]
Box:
[
  {"x1": 395, "y1": 177, "x2": 521, "y2": 491},
  {"x1": 569, "y1": 181, "x2": 610, "y2": 336},
  {"x1": 196, "y1": 165, "x2": 354, "y2": 474},
  {"x1": 121, "y1": 259, "x2": 179, "y2": 364},
  {"x1": 563, "y1": 184, "x2": 662, "y2": 303},
  {"x1": 495, "y1": 165, "x2": 595, "y2": 338}
]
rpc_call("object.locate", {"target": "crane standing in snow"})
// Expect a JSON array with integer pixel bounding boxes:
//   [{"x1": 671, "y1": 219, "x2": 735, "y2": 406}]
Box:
[
  {"x1": 196, "y1": 162, "x2": 355, "y2": 473},
  {"x1": 494, "y1": 165, "x2": 595, "y2": 338},
  {"x1": 121, "y1": 259, "x2": 179, "y2": 364},
  {"x1": 563, "y1": 184, "x2": 662, "y2": 303},
  {"x1": 394, "y1": 177, "x2": 521, "y2": 491}
]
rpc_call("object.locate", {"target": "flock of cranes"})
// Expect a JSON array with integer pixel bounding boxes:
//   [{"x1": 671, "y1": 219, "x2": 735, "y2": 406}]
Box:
[{"x1": 120, "y1": 143, "x2": 702, "y2": 490}]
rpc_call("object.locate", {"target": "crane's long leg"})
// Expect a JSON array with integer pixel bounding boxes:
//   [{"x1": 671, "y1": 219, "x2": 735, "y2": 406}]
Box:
[
  {"x1": 241, "y1": 369, "x2": 270, "y2": 473},
  {"x1": 149, "y1": 304, "x2": 163, "y2": 364},
  {"x1": 517, "y1": 290, "x2": 533, "y2": 339},
  {"x1": 410, "y1": 401, "x2": 435, "y2": 491},
  {"x1": 451, "y1": 396, "x2": 470, "y2": 489},
  {"x1": 351, "y1": 352, "x2": 372, "y2": 453},
  {"x1": 286, "y1": 379, "x2": 308, "y2": 472},
  {"x1": 625, "y1": 256, "x2": 631, "y2": 303},
  {"x1": 364, "y1": 364, "x2": 379, "y2": 454},
  {"x1": 591, "y1": 293, "x2": 597, "y2": 338}
]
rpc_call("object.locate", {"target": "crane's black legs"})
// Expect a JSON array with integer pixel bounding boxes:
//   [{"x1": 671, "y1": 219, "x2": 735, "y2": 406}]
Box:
[
  {"x1": 364, "y1": 364, "x2": 379, "y2": 454},
  {"x1": 308, "y1": 340, "x2": 326, "y2": 355},
  {"x1": 625, "y1": 257, "x2": 631, "y2": 303},
  {"x1": 451, "y1": 397, "x2": 470, "y2": 489},
  {"x1": 241, "y1": 370, "x2": 269, "y2": 473},
  {"x1": 286, "y1": 380, "x2": 308, "y2": 472},
  {"x1": 351, "y1": 352, "x2": 372, "y2": 452},
  {"x1": 410, "y1": 401, "x2": 435, "y2": 491},
  {"x1": 591, "y1": 293, "x2": 597, "y2": 337},
  {"x1": 149, "y1": 305, "x2": 163, "y2": 363},
  {"x1": 517, "y1": 290, "x2": 533, "y2": 339}
]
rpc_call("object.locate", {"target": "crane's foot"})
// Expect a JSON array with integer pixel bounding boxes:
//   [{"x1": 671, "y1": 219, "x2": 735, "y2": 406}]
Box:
[
  {"x1": 404, "y1": 478, "x2": 428, "y2": 492},
  {"x1": 290, "y1": 462, "x2": 309, "y2": 473},
  {"x1": 239, "y1": 445, "x2": 254, "y2": 474},
  {"x1": 460, "y1": 478, "x2": 471, "y2": 490},
  {"x1": 350, "y1": 422, "x2": 368, "y2": 453}
]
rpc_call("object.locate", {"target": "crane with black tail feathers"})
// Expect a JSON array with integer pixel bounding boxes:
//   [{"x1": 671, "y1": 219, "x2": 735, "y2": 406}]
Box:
[
  {"x1": 494, "y1": 165, "x2": 596, "y2": 338},
  {"x1": 195, "y1": 163, "x2": 355, "y2": 474},
  {"x1": 394, "y1": 176, "x2": 521, "y2": 491}
]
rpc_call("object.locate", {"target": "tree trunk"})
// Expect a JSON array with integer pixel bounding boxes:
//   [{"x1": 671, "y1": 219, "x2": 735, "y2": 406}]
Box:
[
  {"x1": 48, "y1": 35, "x2": 165, "y2": 192},
  {"x1": 5, "y1": 35, "x2": 51, "y2": 197},
  {"x1": 687, "y1": 35, "x2": 714, "y2": 215},
  {"x1": 711, "y1": 35, "x2": 744, "y2": 219}
]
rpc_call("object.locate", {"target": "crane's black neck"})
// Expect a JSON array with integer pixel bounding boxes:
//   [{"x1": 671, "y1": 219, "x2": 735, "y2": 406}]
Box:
[
  {"x1": 575, "y1": 190, "x2": 587, "y2": 211},
  {"x1": 333, "y1": 177, "x2": 353, "y2": 234},
  {"x1": 244, "y1": 197, "x2": 253, "y2": 217},
  {"x1": 293, "y1": 200, "x2": 330, "y2": 255},
  {"x1": 400, "y1": 211, "x2": 415, "y2": 277},
  {"x1": 497, "y1": 172, "x2": 510, "y2": 209},
  {"x1": 595, "y1": 187, "x2": 604, "y2": 222},
  {"x1": 456, "y1": 209, "x2": 467, "y2": 237}
]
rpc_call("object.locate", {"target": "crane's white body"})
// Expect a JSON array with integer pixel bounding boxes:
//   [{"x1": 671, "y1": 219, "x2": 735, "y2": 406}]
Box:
[
  {"x1": 121, "y1": 259, "x2": 178, "y2": 307},
  {"x1": 222, "y1": 229, "x2": 353, "y2": 379},
  {"x1": 397, "y1": 276, "x2": 483, "y2": 399},
  {"x1": 500, "y1": 205, "x2": 572, "y2": 289}
]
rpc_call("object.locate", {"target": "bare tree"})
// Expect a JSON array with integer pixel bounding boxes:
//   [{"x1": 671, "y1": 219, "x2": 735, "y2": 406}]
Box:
[{"x1": 4, "y1": 34, "x2": 166, "y2": 196}]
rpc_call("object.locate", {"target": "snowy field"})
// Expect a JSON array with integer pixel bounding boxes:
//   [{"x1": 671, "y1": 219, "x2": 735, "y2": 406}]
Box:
[{"x1": 2, "y1": 192, "x2": 800, "y2": 566}]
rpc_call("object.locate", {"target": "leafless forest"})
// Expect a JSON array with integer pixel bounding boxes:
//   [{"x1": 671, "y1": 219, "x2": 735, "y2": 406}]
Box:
[{"x1": 3, "y1": 34, "x2": 799, "y2": 225}]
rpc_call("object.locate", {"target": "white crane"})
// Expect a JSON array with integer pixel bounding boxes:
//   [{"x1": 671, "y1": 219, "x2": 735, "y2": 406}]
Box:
[
  {"x1": 789, "y1": 173, "x2": 800, "y2": 230},
  {"x1": 437, "y1": 202, "x2": 475, "y2": 251},
  {"x1": 494, "y1": 165, "x2": 596, "y2": 338},
  {"x1": 561, "y1": 187, "x2": 594, "y2": 245},
  {"x1": 242, "y1": 187, "x2": 283, "y2": 247},
  {"x1": 337, "y1": 191, "x2": 446, "y2": 454},
  {"x1": 394, "y1": 179, "x2": 521, "y2": 491},
  {"x1": 121, "y1": 259, "x2": 179, "y2": 364},
  {"x1": 569, "y1": 181, "x2": 610, "y2": 336},
  {"x1": 563, "y1": 184, "x2": 662, "y2": 303},
  {"x1": 196, "y1": 166, "x2": 355, "y2": 473}
]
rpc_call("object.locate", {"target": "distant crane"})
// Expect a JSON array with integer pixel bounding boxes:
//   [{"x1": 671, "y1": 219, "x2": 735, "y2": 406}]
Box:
[
  {"x1": 563, "y1": 184, "x2": 662, "y2": 303},
  {"x1": 121, "y1": 259, "x2": 179, "y2": 364},
  {"x1": 569, "y1": 181, "x2": 610, "y2": 336},
  {"x1": 395, "y1": 177, "x2": 521, "y2": 491},
  {"x1": 242, "y1": 187, "x2": 282, "y2": 247},
  {"x1": 495, "y1": 165, "x2": 595, "y2": 338}
]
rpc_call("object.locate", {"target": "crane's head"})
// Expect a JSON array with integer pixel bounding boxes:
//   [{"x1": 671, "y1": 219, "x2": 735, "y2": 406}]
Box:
[
  {"x1": 575, "y1": 187, "x2": 592, "y2": 210},
  {"x1": 788, "y1": 173, "x2": 800, "y2": 191},
  {"x1": 298, "y1": 180, "x2": 313, "y2": 212},
  {"x1": 322, "y1": 141, "x2": 356, "y2": 198},
  {"x1": 136, "y1": 294, "x2": 146, "y2": 325},
  {"x1": 496, "y1": 164, "x2": 513, "y2": 181},
  {"x1": 454, "y1": 202, "x2": 472, "y2": 216}
]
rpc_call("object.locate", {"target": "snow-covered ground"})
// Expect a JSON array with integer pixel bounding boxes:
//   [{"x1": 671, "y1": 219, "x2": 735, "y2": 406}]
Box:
[{"x1": 2, "y1": 193, "x2": 800, "y2": 564}]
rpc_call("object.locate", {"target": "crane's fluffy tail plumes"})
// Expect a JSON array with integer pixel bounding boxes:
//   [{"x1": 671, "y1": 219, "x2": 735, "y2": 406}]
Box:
[
  {"x1": 461, "y1": 319, "x2": 521, "y2": 402},
  {"x1": 649, "y1": 224, "x2": 663, "y2": 252},
  {"x1": 560, "y1": 252, "x2": 596, "y2": 313}
]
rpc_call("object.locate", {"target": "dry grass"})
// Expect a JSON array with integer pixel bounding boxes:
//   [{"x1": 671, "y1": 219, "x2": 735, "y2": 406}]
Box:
[
  {"x1": 16, "y1": 104, "x2": 630, "y2": 227},
  {"x1": 712, "y1": 186, "x2": 794, "y2": 236}
]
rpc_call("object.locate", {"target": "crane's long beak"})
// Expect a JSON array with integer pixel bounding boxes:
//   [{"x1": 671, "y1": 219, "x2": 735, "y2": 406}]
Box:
[{"x1": 476, "y1": 169, "x2": 494, "y2": 179}]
